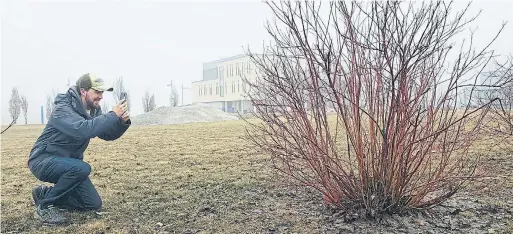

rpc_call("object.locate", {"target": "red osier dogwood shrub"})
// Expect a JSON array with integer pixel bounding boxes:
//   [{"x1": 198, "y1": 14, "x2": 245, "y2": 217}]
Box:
[{"x1": 242, "y1": 1, "x2": 511, "y2": 216}]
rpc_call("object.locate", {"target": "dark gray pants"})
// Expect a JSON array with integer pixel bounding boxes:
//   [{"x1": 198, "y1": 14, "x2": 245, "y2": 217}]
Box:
[{"x1": 29, "y1": 156, "x2": 102, "y2": 211}]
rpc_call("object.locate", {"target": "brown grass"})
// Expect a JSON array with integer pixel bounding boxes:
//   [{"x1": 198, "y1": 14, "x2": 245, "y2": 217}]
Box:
[
  {"x1": 1, "y1": 120, "x2": 322, "y2": 233},
  {"x1": 1, "y1": 119, "x2": 512, "y2": 233}
]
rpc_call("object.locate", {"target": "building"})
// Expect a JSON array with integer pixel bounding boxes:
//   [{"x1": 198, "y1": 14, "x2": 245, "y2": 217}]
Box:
[{"x1": 191, "y1": 54, "x2": 257, "y2": 113}]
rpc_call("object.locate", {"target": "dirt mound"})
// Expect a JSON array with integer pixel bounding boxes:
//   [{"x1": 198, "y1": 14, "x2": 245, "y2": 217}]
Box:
[{"x1": 131, "y1": 103, "x2": 239, "y2": 125}]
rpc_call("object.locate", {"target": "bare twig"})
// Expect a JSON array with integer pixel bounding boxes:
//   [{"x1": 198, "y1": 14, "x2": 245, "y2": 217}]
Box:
[{"x1": 1, "y1": 117, "x2": 18, "y2": 134}]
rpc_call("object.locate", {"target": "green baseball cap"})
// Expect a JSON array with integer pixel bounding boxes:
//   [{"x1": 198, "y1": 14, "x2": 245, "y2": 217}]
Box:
[{"x1": 76, "y1": 73, "x2": 114, "y2": 92}]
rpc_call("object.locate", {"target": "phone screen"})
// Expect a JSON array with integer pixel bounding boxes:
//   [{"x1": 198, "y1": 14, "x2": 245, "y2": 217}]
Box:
[{"x1": 120, "y1": 92, "x2": 127, "y2": 102}]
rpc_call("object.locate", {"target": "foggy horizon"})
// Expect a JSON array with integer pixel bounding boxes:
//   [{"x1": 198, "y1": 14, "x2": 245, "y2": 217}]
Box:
[{"x1": 2, "y1": 0, "x2": 512, "y2": 125}]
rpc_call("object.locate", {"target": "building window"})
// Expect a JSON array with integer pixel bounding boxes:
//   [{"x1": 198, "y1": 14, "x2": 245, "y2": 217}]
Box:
[
  {"x1": 238, "y1": 80, "x2": 240, "y2": 92},
  {"x1": 210, "y1": 84, "x2": 213, "y2": 95},
  {"x1": 204, "y1": 85, "x2": 207, "y2": 95},
  {"x1": 216, "y1": 83, "x2": 219, "y2": 94},
  {"x1": 225, "y1": 82, "x2": 227, "y2": 94},
  {"x1": 236, "y1": 63, "x2": 240, "y2": 76},
  {"x1": 199, "y1": 86, "x2": 201, "y2": 96},
  {"x1": 230, "y1": 64, "x2": 233, "y2": 77},
  {"x1": 218, "y1": 67, "x2": 222, "y2": 78},
  {"x1": 248, "y1": 62, "x2": 251, "y2": 73}
]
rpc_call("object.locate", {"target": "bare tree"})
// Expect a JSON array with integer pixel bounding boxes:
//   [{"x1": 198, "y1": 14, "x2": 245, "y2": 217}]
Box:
[
  {"x1": 21, "y1": 95, "x2": 28, "y2": 124},
  {"x1": 242, "y1": 0, "x2": 509, "y2": 216},
  {"x1": 142, "y1": 91, "x2": 157, "y2": 112},
  {"x1": 3, "y1": 87, "x2": 22, "y2": 134},
  {"x1": 46, "y1": 89, "x2": 57, "y2": 122},
  {"x1": 101, "y1": 100, "x2": 110, "y2": 114},
  {"x1": 169, "y1": 82, "x2": 179, "y2": 107},
  {"x1": 150, "y1": 94, "x2": 156, "y2": 111},
  {"x1": 9, "y1": 87, "x2": 21, "y2": 124},
  {"x1": 112, "y1": 77, "x2": 131, "y2": 111},
  {"x1": 142, "y1": 91, "x2": 150, "y2": 112}
]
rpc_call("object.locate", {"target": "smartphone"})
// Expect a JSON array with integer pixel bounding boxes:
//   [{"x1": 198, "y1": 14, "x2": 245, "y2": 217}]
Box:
[{"x1": 120, "y1": 91, "x2": 127, "y2": 103}]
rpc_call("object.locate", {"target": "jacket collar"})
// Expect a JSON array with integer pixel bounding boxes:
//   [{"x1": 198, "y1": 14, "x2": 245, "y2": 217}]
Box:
[{"x1": 66, "y1": 85, "x2": 99, "y2": 119}]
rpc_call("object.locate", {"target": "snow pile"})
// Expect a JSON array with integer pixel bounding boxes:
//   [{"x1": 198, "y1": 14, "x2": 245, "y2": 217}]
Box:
[{"x1": 131, "y1": 103, "x2": 239, "y2": 125}]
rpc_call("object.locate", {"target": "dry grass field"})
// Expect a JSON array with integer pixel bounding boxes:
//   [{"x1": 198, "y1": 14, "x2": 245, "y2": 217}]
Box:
[{"x1": 1, "y1": 119, "x2": 513, "y2": 233}]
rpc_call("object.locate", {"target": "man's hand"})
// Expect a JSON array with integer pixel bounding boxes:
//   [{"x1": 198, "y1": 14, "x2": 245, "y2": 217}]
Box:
[
  {"x1": 121, "y1": 109, "x2": 130, "y2": 123},
  {"x1": 112, "y1": 100, "x2": 128, "y2": 118}
]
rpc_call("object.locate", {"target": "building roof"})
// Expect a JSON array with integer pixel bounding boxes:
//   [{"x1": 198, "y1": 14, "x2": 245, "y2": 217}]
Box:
[
  {"x1": 204, "y1": 54, "x2": 248, "y2": 65},
  {"x1": 202, "y1": 54, "x2": 252, "y2": 70}
]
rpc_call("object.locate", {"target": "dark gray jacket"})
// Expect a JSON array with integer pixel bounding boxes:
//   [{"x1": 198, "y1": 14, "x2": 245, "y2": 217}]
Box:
[{"x1": 28, "y1": 85, "x2": 130, "y2": 166}]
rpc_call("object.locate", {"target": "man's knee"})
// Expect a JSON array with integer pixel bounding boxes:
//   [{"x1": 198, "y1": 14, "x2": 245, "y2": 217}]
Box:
[
  {"x1": 82, "y1": 179, "x2": 102, "y2": 210},
  {"x1": 89, "y1": 196, "x2": 102, "y2": 210},
  {"x1": 70, "y1": 162, "x2": 91, "y2": 181}
]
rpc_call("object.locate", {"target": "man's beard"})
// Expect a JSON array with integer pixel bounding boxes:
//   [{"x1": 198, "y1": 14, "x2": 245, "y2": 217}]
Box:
[{"x1": 85, "y1": 94, "x2": 99, "y2": 110}]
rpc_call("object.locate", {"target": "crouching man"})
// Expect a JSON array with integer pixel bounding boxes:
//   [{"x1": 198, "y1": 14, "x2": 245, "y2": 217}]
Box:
[{"x1": 27, "y1": 73, "x2": 131, "y2": 224}]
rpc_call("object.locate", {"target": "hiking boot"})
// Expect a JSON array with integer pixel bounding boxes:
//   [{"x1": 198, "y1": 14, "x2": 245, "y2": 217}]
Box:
[
  {"x1": 34, "y1": 204, "x2": 68, "y2": 225},
  {"x1": 32, "y1": 185, "x2": 50, "y2": 206}
]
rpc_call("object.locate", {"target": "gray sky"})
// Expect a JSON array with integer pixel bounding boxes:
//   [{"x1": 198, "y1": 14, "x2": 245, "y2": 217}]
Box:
[{"x1": 2, "y1": 0, "x2": 512, "y2": 125}]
